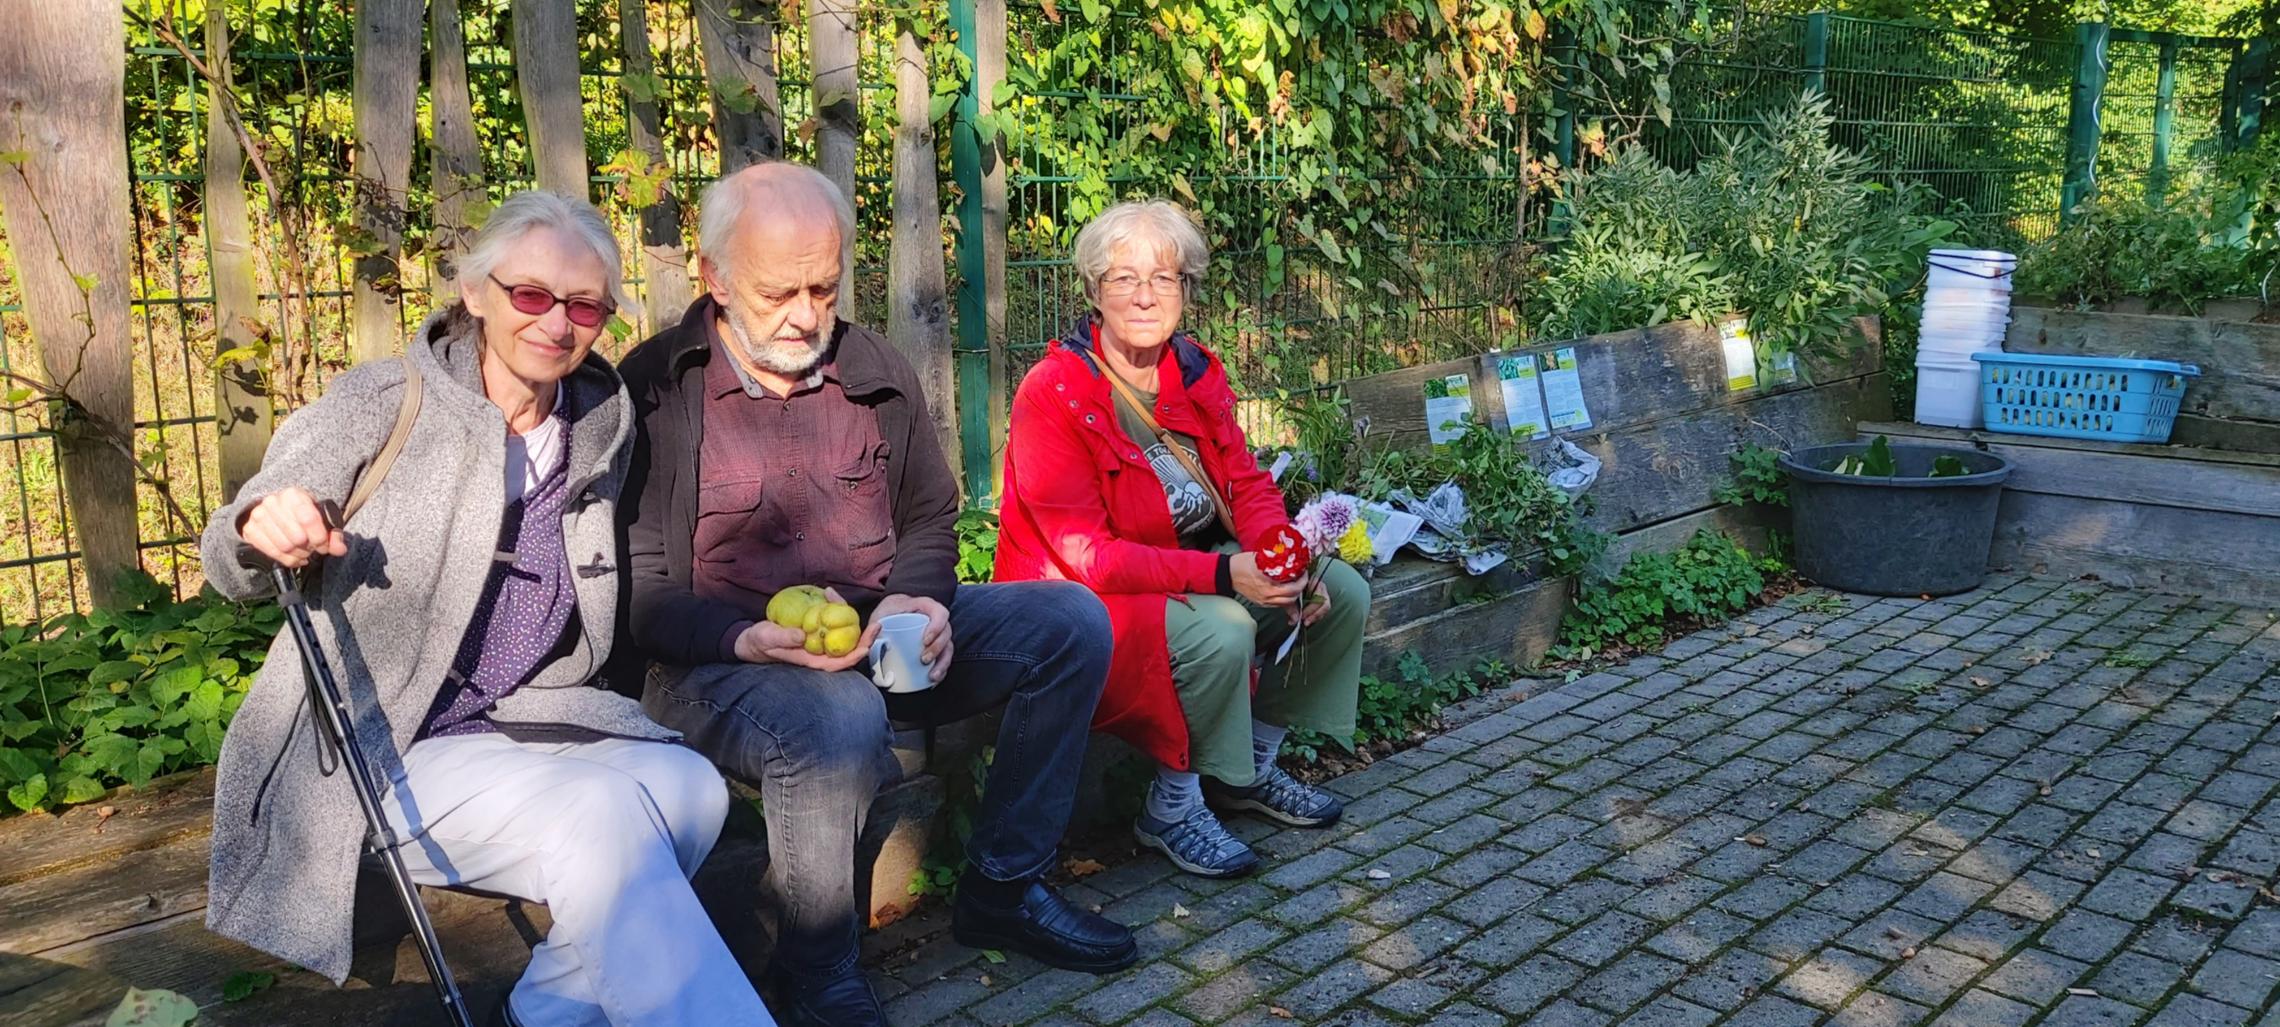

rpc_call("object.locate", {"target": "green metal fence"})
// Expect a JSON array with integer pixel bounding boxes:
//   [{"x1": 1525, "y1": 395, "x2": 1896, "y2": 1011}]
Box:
[
  {"x1": 1562, "y1": 7, "x2": 2253, "y2": 248},
  {"x1": 0, "y1": 0, "x2": 921, "y2": 623},
  {"x1": 0, "y1": 3, "x2": 2265, "y2": 621}
]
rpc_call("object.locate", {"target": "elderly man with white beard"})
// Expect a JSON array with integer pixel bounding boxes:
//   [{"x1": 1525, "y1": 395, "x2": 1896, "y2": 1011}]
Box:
[{"x1": 614, "y1": 162, "x2": 1135, "y2": 1026}]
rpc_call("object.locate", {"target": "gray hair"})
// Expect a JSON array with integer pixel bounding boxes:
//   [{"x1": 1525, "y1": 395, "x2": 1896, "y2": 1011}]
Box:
[
  {"x1": 1072, "y1": 199, "x2": 1209, "y2": 302},
  {"x1": 456, "y1": 190, "x2": 634, "y2": 315},
  {"x1": 698, "y1": 162, "x2": 857, "y2": 280}
]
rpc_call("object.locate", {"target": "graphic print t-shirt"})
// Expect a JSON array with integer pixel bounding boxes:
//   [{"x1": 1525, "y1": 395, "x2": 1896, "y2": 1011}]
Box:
[{"x1": 1112, "y1": 385, "x2": 1222, "y2": 550}]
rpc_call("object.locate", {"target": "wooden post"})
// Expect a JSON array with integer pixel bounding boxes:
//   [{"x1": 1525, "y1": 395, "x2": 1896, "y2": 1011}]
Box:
[
  {"x1": 430, "y1": 0, "x2": 487, "y2": 292},
  {"x1": 811, "y1": 0, "x2": 861, "y2": 203},
  {"x1": 0, "y1": 8, "x2": 142, "y2": 606},
  {"x1": 696, "y1": 0, "x2": 785, "y2": 172},
  {"x1": 889, "y1": 16, "x2": 959, "y2": 480},
  {"x1": 204, "y1": 4, "x2": 271, "y2": 502},
  {"x1": 624, "y1": 0, "x2": 691, "y2": 330},
  {"x1": 2060, "y1": 21, "x2": 2111, "y2": 225},
  {"x1": 349, "y1": 0, "x2": 421, "y2": 364},
  {"x1": 514, "y1": 0, "x2": 589, "y2": 198},
  {"x1": 949, "y1": 0, "x2": 1007, "y2": 501}
]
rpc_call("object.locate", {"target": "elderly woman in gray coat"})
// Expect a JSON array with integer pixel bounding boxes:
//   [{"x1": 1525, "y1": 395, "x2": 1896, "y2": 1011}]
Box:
[{"x1": 200, "y1": 191, "x2": 772, "y2": 1027}]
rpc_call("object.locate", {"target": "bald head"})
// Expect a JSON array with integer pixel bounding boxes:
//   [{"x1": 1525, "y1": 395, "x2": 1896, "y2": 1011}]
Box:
[
  {"x1": 698, "y1": 162, "x2": 853, "y2": 281},
  {"x1": 697, "y1": 163, "x2": 855, "y2": 382}
]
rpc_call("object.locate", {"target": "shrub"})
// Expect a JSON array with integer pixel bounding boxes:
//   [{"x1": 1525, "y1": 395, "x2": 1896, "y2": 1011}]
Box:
[
  {"x1": 2017, "y1": 159, "x2": 2274, "y2": 312},
  {"x1": 955, "y1": 507, "x2": 999, "y2": 584},
  {"x1": 1, "y1": 574, "x2": 280, "y2": 813},
  {"x1": 1285, "y1": 652, "x2": 1511, "y2": 759},
  {"x1": 1715, "y1": 443, "x2": 1790, "y2": 508},
  {"x1": 1538, "y1": 95, "x2": 1954, "y2": 357},
  {"x1": 1555, "y1": 530, "x2": 1779, "y2": 660}
]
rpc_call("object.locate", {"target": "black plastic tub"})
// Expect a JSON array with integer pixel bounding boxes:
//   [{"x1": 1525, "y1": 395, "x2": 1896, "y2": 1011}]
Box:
[{"x1": 1781, "y1": 443, "x2": 2014, "y2": 597}]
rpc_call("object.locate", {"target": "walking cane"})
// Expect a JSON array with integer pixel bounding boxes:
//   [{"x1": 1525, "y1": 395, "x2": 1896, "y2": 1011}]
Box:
[{"x1": 271, "y1": 564, "x2": 477, "y2": 1027}]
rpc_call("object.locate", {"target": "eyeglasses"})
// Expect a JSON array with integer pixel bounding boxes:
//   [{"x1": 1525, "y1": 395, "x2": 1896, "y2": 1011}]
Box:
[
  {"x1": 1099, "y1": 272, "x2": 1187, "y2": 298},
  {"x1": 489, "y1": 274, "x2": 613, "y2": 328}
]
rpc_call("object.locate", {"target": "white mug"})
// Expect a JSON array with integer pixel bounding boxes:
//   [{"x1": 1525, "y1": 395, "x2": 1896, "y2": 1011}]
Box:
[{"x1": 868, "y1": 612, "x2": 934, "y2": 693}]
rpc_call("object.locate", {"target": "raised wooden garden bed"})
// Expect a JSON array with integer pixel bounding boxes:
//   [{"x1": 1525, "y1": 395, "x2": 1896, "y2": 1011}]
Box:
[
  {"x1": 2006, "y1": 306, "x2": 2280, "y2": 455},
  {"x1": 1862, "y1": 421, "x2": 2280, "y2": 608}
]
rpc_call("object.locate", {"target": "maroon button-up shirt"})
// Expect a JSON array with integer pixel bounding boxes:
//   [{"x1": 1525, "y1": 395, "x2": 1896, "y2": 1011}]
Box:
[{"x1": 691, "y1": 321, "x2": 896, "y2": 628}]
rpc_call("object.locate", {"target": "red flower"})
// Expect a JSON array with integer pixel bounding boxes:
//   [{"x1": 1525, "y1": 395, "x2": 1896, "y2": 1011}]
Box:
[{"x1": 1255, "y1": 525, "x2": 1312, "y2": 583}]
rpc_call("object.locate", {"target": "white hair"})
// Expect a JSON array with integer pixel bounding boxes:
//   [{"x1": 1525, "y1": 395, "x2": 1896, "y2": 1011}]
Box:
[
  {"x1": 698, "y1": 162, "x2": 856, "y2": 280},
  {"x1": 1072, "y1": 199, "x2": 1210, "y2": 302},
  {"x1": 456, "y1": 190, "x2": 633, "y2": 314}
]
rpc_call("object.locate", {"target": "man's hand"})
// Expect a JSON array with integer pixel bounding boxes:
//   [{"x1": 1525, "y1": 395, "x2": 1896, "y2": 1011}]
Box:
[
  {"x1": 872, "y1": 593, "x2": 953, "y2": 683},
  {"x1": 733, "y1": 588, "x2": 880, "y2": 672}
]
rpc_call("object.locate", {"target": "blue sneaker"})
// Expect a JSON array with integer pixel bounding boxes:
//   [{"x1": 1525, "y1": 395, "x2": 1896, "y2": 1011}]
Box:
[
  {"x1": 1206, "y1": 764, "x2": 1345, "y2": 828},
  {"x1": 1134, "y1": 805, "x2": 1262, "y2": 879}
]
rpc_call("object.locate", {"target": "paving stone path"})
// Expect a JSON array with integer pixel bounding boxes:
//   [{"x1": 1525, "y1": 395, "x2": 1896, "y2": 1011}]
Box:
[{"x1": 860, "y1": 575, "x2": 2280, "y2": 1026}]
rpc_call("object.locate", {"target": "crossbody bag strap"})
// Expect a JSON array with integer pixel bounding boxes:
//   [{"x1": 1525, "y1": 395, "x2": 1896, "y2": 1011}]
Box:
[
  {"x1": 1099, "y1": 362, "x2": 1240, "y2": 541},
  {"x1": 340, "y1": 356, "x2": 423, "y2": 526}
]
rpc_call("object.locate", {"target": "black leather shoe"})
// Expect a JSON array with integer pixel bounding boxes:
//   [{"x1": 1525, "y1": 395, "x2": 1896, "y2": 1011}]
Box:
[
  {"x1": 772, "y1": 963, "x2": 886, "y2": 1027},
  {"x1": 952, "y1": 878, "x2": 1139, "y2": 974}
]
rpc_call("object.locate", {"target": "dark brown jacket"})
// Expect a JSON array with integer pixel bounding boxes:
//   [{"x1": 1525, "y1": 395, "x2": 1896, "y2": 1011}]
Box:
[{"x1": 617, "y1": 298, "x2": 962, "y2": 668}]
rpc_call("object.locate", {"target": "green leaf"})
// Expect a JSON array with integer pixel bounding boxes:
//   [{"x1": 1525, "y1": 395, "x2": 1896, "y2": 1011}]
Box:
[
  {"x1": 222, "y1": 970, "x2": 275, "y2": 1002},
  {"x1": 72, "y1": 273, "x2": 100, "y2": 293},
  {"x1": 7, "y1": 772, "x2": 47, "y2": 811},
  {"x1": 0, "y1": 150, "x2": 29, "y2": 166},
  {"x1": 105, "y1": 987, "x2": 200, "y2": 1027},
  {"x1": 981, "y1": 948, "x2": 1007, "y2": 964},
  {"x1": 928, "y1": 93, "x2": 958, "y2": 124},
  {"x1": 60, "y1": 774, "x2": 108, "y2": 804}
]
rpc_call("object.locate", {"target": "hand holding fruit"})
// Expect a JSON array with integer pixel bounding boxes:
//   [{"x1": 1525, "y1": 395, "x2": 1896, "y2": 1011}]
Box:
[
  {"x1": 766, "y1": 584, "x2": 864, "y2": 656},
  {"x1": 738, "y1": 585, "x2": 877, "y2": 671}
]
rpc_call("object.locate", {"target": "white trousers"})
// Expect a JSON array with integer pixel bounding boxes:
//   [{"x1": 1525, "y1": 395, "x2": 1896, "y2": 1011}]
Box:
[{"x1": 381, "y1": 733, "x2": 774, "y2": 1027}]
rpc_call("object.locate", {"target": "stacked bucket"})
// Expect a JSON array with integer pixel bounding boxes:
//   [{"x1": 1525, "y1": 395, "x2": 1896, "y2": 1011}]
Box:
[{"x1": 1914, "y1": 248, "x2": 2017, "y2": 429}]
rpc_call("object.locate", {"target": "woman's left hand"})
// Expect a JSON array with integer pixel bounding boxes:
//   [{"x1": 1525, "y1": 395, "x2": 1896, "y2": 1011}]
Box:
[{"x1": 1290, "y1": 578, "x2": 1332, "y2": 627}]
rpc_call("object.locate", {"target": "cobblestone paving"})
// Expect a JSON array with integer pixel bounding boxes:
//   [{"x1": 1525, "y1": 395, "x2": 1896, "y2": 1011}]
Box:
[{"x1": 864, "y1": 576, "x2": 2280, "y2": 1026}]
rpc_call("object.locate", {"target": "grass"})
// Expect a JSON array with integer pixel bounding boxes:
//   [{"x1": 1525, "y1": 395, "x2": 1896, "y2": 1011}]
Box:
[{"x1": 2102, "y1": 648, "x2": 2160, "y2": 669}]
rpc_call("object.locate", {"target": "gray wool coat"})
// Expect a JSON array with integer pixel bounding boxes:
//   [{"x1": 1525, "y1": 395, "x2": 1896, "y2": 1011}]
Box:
[{"x1": 198, "y1": 307, "x2": 677, "y2": 984}]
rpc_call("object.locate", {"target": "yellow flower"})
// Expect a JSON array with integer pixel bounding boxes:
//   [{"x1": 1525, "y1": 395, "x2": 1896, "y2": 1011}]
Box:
[{"x1": 1337, "y1": 521, "x2": 1373, "y2": 564}]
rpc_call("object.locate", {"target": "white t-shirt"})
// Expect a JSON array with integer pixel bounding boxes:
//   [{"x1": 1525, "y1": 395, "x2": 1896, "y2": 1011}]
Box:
[{"x1": 503, "y1": 384, "x2": 568, "y2": 501}]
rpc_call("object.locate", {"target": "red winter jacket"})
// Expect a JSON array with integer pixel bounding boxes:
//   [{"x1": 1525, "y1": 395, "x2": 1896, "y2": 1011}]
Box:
[{"x1": 994, "y1": 317, "x2": 1292, "y2": 770}]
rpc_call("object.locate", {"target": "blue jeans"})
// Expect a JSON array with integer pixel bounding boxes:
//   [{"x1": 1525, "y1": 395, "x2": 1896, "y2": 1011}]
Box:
[{"x1": 642, "y1": 581, "x2": 1111, "y2": 976}]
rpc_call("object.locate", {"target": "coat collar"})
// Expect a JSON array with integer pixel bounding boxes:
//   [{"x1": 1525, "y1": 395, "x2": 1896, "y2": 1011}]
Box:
[
  {"x1": 663, "y1": 295, "x2": 901, "y2": 400},
  {"x1": 409, "y1": 305, "x2": 632, "y2": 498},
  {"x1": 1055, "y1": 312, "x2": 1222, "y2": 436}
]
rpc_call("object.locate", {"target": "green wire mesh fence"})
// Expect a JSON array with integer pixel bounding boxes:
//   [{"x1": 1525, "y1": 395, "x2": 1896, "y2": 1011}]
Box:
[{"x1": 0, "y1": 1, "x2": 2259, "y2": 622}]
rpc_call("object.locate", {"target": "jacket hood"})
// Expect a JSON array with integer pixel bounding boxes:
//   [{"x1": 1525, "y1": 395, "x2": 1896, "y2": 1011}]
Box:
[
  {"x1": 1062, "y1": 311, "x2": 1211, "y2": 389},
  {"x1": 409, "y1": 304, "x2": 633, "y2": 496}
]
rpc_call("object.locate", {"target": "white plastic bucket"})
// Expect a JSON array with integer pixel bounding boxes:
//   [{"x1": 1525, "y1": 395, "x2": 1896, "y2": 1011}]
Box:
[
  {"x1": 1913, "y1": 354, "x2": 1986, "y2": 429},
  {"x1": 1926, "y1": 249, "x2": 2017, "y2": 293},
  {"x1": 1919, "y1": 313, "x2": 2009, "y2": 347}
]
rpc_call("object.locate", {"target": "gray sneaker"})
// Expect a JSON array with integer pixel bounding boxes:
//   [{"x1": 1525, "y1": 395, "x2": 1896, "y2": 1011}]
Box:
[
  {"x1": 1134, "y1": 805, "x2": 1262, "y2": 879},
  {"x1": 1206, "y1": 764, "x2": 1345, "y2": 828}
]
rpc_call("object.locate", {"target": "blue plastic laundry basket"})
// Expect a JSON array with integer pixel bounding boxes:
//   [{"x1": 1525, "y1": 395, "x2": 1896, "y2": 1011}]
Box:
[{"x1": 1970, "y1": 352, "x2": 2201, "y2": 444}]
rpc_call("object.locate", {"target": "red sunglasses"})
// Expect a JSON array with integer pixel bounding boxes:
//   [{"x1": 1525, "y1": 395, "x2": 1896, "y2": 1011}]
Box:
[{"x1": 490, "y1": 274, "x2": 613, "y2": 328}]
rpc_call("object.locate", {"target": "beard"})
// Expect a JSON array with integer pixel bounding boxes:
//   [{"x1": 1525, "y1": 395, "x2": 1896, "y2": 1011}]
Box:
[{"x1": 724, "y1": 304, "x2": 829, "y2": 377}]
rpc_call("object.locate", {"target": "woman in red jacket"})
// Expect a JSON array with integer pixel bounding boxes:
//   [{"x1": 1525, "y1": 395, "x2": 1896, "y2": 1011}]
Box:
[{"x1": 994, "y1": 199, "x2": 1371, "y2": 878}]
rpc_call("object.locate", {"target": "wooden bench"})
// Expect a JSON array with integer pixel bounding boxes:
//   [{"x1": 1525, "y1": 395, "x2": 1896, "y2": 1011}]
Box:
[{"x1": 0, "y1": 763, "x2": 814, "y2": 1025}]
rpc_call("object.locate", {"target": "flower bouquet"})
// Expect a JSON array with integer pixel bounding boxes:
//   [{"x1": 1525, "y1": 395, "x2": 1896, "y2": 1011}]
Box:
[{"x1": 1266, "y1": 493, "x2": 1375, "y2": 664}]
